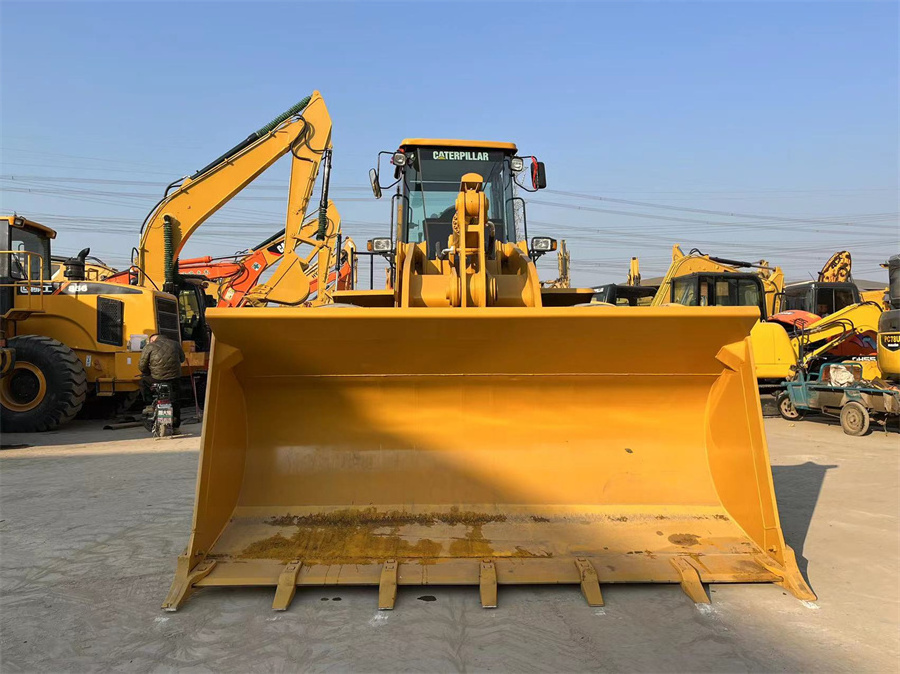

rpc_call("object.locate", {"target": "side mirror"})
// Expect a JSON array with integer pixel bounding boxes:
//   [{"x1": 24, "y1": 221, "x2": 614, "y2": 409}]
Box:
[
  {"x1": 531, "y1": 160, "x2": 547, "y2": 190},
  {"x1": 369, "y1": 168, "x2": 382, "y2": 199}
]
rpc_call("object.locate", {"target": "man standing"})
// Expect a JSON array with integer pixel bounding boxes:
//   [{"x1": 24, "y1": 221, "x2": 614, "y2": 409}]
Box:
[{"x1": 139, "y1": 333, "x2": 185, "y2": 428}]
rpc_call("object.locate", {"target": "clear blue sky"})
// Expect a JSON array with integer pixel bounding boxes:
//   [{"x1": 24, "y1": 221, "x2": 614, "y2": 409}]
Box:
[{"x1": 2, "y1": 1, "x2": 897, "y2": 285}]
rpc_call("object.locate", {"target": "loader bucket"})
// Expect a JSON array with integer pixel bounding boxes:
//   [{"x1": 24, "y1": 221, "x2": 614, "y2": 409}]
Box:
[{"x1": 164, "y1": 305, "x2": 813, "y2": 611}]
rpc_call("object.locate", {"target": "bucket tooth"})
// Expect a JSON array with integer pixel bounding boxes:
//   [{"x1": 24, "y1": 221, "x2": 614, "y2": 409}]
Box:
[
  {"x1": 162, "y1": 555, "x2": 216, "y2": 612},
  {"x1": 575, "y1": 558, "x2": 604, "y2": 607},
  {"x1": 378, "y1": 560, "x2": 398, "y2": 610},
  {"x1": 480, "y1": 559, "x2": 498, "y2": 608},
  {"x1": 756, "y1": 547, "x2": 817, "y2": 601},
  {"x1": 670, "y1": 557, "x2": 709, "y2": 604},
  {"x1": 272, "y1": 560, "x2": 302, "y2": 611}
]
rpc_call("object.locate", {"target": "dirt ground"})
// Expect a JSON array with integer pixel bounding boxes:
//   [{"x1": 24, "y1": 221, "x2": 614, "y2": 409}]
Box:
[{"x1": 1, "y1": 416, "x2": 897, "y2": 673}]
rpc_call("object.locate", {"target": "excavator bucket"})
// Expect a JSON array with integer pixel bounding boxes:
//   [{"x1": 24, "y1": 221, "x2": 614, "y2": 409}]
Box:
[{"x1": 164, "y1": 305, "x2": 813, "y2": 611}]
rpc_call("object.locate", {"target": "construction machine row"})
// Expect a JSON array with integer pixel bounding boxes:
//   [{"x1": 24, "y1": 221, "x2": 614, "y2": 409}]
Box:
[{"x1": 1, "y1": 91, "x2": 896, "y2": 615}]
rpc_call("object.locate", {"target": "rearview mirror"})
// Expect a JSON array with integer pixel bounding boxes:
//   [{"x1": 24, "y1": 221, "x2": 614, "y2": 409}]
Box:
[
  {"x1": 369, "y1": 168, "x2": 382, "y2": 199},
  {"x1": 531, "y1": 161, "x2": 547, "y2": 190}
]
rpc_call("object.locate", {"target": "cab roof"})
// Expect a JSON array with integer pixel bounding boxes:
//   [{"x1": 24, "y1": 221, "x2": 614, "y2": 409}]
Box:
[
  {"x1": 400, "y1": 139, "x2": 517, "y2": 152},
  {"x1": 4, "y1": 215, "x2": 57, "y2": 239}
]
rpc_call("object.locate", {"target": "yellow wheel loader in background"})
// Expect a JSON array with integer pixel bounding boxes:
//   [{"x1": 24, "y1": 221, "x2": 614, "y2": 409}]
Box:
[
  {"x1": 0, "y1": 215, "x2": 181, "y2": 431},
  {"x1": 164, "y1": 135, "x2": 812, "y2": 612}
]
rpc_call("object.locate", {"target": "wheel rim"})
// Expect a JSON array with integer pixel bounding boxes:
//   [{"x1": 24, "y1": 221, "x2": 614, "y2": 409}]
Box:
[
  {"x1": 0, "y1": 362, "x2": 47, "y2": 412},
  {"x1": 844, "y1": 406, "x2": 864, "y2": 431},
  {"x1": 779, "y1": 396, "x2": 798, "y2": 419}
]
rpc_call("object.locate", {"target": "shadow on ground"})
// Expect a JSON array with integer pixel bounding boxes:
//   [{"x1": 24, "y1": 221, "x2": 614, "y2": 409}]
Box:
[{"x1": 771, "y1": 461, "x2": 837, "y2": 590}]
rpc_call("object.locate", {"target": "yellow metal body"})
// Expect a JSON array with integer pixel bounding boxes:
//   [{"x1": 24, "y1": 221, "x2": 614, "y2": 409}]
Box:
[
  {"x1": 11, "y1": 286, "x2": 172, "y2": 394},
  {"x1": 818, "y1": 250, "x2": 852, "y2": 283},
  {"x1": 862, "y1": 288, "x2": 889, "y2": 309},
  {"x1": 626, "y1": 256, "x2": 641, "y2": 286},
  {"x1": 165, "y1": 170, "x2": 812, "y2": 610},
  {"x1": 541, "y1": 240, "x2": 570, "y2": 289},
  {"x1": 878, "y1": 309, "x2": 900, "y2": 381}
]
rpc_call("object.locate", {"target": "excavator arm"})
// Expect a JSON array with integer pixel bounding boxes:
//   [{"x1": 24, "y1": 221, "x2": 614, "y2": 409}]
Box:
[
  {"x1": 178, "y1": 204, "x2": 354, "y2": 308},
  {"x1": 241, "y1": 199, "x2": 344, "y2": 306},
  {"x1": 136, "y1": 92, "x2": 332, "y2": 292}
]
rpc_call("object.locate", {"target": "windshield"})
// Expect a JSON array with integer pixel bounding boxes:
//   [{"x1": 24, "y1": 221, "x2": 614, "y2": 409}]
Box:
[{"x1": 401, "y1": 148, "x2": 516, "y2": 256}]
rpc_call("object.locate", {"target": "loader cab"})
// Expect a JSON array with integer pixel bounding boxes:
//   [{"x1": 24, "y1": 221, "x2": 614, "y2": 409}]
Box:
[
  {"x1": 373, "y1": 140, "x2": 546, "y2": 258},
  {"x1": 0, "y1": 216, "x2": 55, "y2": 317},
  {"x1": 671, "y1": 272, "x2": 767, "y2": 318},
  {"x1": 781, "y1": 281, "x2": 860, "y2": 318}
]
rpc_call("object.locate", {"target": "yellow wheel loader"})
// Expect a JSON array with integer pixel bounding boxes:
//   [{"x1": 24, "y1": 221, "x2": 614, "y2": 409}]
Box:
[
  {"x1": 0, "y1": 216, "x2": 182, "y2": 431},
  {"x1": 164, "y1": 137, "x2": 812, "y2": 612}
]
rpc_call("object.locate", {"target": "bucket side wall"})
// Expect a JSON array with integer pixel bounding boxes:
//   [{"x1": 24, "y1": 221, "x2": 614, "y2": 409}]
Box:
[{"x1": 705, "y1": 337, "x2": 788, "y2": 563}]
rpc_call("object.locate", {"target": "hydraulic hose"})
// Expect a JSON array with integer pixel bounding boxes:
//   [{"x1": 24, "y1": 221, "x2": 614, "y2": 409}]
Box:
[
  {"x1": 189, "y1": 96, "x2": 312, "y2": 180},
  {"x1": 316, "y1": 149, "x2": 333, "y2": 241},
  {"x1": 163, "y1": 215, "x2": 176, "y2": 290}
]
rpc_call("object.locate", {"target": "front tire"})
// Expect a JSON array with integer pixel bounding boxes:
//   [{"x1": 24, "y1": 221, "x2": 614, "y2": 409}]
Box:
[
  {"x1": 777, "y1": 391, "x2": 805, "y2": 421},
  {"x1": 0, "y1": 336, "x2": 87, "y2": 432}
]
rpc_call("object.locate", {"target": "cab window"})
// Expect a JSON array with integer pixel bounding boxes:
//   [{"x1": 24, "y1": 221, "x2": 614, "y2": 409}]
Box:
[{"x1": 7, "y1": 226, "x2": 51, "y2": 281}]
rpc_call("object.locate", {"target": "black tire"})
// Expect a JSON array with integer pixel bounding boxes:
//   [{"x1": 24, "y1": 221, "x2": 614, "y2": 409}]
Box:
[
  {"x1": 777, "y1": 392, "x2": 805, "y2": 421},
  {"x1": 840, "y1": 401, "x2": 870, "y2": 437},
  {"x1": 1, "y1": 336, "x2": 87, "y2": 433}
]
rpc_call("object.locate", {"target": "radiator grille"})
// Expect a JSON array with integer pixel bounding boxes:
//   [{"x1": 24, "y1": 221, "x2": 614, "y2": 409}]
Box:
[
  {"x1": 97, "y1": 296, "x2": 124, "y2": 346},
  {"x1": 154, "y1": 296, "x2": 181, "y2": 342}
]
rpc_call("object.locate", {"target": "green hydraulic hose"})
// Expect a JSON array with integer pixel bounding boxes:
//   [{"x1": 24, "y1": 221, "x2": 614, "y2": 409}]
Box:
[
  {"x1": 163, "y1": 215, "x2": 175, "y2": 287},
  {"x1": 190, "y1": 95, "x2": 313, "y2": 179}
]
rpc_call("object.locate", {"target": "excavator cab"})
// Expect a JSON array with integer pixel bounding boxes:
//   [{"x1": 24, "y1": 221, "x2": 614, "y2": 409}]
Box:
[
  {"x1": 781, "y1": 281, "x2": 860, "y2": 318},
  {"x1": 671, "y1": 272, "x2": 768, "y2": 318}
]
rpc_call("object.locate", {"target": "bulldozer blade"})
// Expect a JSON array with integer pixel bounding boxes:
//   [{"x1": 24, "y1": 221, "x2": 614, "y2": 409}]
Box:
[{"x1": 164, "y1": 305, "x2": 814, "y2": 611}]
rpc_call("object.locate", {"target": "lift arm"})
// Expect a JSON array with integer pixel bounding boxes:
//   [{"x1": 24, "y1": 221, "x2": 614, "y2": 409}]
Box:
[{"x1": 136, "y1": 91, "x2": 332, "y2": 292}]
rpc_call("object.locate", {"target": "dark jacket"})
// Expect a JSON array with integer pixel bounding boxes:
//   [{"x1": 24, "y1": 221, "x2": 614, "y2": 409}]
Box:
[{"x1": 139, "y1": 336, "x2": 185, "y2": 380}]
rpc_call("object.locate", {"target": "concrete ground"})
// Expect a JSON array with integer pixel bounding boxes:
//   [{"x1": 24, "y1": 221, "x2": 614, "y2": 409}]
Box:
[{"x1": 0, "y1": 417, "x2": 897, "y2": 673}]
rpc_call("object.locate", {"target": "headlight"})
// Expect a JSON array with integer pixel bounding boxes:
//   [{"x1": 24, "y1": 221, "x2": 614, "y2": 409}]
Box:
[
  {"x1": 531, "y1": 237, "x2": 556, "y2": 252},
  {"x1": 367, "y1": 237, "x2": 392, "y2": 253},
  {"x1": 391, "y1": 152, "x2": 407, "y2": 167},
  {"x1": 510, "y1": 157, "x2": 524, "y2": 172}
]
